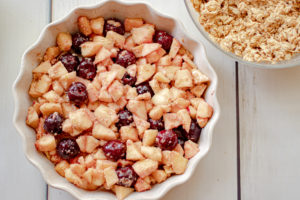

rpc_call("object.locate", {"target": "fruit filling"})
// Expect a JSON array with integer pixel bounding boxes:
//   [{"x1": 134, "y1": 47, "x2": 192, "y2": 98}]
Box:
[{"x1": 26, "y1": 16, "x2": 213, "y2": 200}]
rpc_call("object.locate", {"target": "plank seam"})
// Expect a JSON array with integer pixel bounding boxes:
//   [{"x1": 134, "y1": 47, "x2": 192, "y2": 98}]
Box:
[{"x1": 235, "y1": 61, "x2": 241, "y2": 200}]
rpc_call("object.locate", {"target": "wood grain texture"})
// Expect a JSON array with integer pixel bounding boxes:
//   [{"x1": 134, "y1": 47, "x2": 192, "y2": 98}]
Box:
[
  {"x1": 239, "y1": 65, "x2": 300, "y2": 200},
  {"x1": 49, "y1": 0, "x2": 238, "y2": 200},
  {"x1": 0, "y1": 0, "x2": 50, "y2": 199}
]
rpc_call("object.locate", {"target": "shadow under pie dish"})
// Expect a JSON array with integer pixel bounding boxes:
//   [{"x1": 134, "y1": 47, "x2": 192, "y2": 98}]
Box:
[{"x1": 13, "y1": 1, "x2": 220, "y2": 200}]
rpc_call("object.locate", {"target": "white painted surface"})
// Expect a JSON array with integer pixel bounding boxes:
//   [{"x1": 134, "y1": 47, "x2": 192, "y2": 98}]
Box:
[
  {"x1": 0, "y1": 0, "x2": 49, "y2": 199},
  {"x1": 239, "y1": 65, "x2": 300, "y2": 200},
  {"x1": 2, "y1": 0, "x2": 300, "y2": 200}
]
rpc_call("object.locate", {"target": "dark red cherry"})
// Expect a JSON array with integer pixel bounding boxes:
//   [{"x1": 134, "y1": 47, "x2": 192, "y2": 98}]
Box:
[
  {"x1": 72, "y1": 32, "x2": 89, "y2": 53},
  {"x1": 104, "y1": 18, "x2": 125, "y2": 35},
  {"x1": 185, "y1": 120, "x2": 202, "y2": 143},
  {"x1": 43, "y1": 112, "x2": 63, "y2": 134},
  {"x1": 56, "y1": 138, "x2": 80, "y2": 160},
  {"x1": 136, "y1": 82, "x2": 154, "y2": 96},
  {"x1": 173, "y1": 126, "x2": 188, "y2": 147},
  {"x1": 59, "y1": 53, "x2": 79, "y2": 72},
  {"x1": 116, "y1": 110, "x2": 134, "y2": 129},
  {"x1": 156, "y1": 130, "x2": 178, "y2": 150},
  {"x1": 153, "y1": 30, "x2": 173, "y2": 51},
  {"x1": 67, "y1": 82, "x2": 88, "y2": 105},
  {"x1": 148, "y1": 118, "x2": 164, "y2": 131},
  {"x1": 103, "y1": 140, "x2": 126, "y2": 161},
  {"x1": 116, "y1": 166, "x2": 138, "y2": 187},
  {"x1": 121, "y1": 72, "x2": 136, "y2": 86},
  {"x1": 77, "y1": 58, "x2": 96, "y2": 80},
  {"x1": 116, "y1": 50, "x2": 136, "y2": 68}
]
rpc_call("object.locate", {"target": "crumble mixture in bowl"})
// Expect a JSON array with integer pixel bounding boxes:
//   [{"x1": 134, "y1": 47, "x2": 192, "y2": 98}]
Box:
[
  {"x1": 186, "y1": 0, "x2": 300, "y2": 68},
  {"x1": 13, "y1": 1, "x2": 219, "y2": 200}
]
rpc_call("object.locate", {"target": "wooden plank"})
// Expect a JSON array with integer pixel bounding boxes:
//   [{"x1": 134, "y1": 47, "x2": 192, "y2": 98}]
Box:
[
  {"x1": 239, "y1": 65, "x2": 300, "y2": 200},
  {"x1": 0, "y1": 0, "x2": 50, "y2": 199},
  {"x1": 49, "y1": 1, "x2": 238, "y2": 200}
]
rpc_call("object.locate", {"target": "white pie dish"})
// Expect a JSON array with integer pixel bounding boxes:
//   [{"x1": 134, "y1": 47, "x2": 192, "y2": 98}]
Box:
[{"x1": 12, "y1": 0, "x2": 220, "y2": 199}]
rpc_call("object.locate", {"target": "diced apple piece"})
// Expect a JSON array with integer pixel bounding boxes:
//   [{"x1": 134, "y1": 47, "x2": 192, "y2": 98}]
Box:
[
  {"x1": 132, "y1": 43, "x2": 161, "y2": 57},
  {"x1": 132, "y1": 159, "x2": 158, "y2": 178},
  {"x1": 131, "y1": 24, "x2": 155, "y2": 44},
  {"x1": 146, "y1": 48, "x2": 166, "y2": 63},
  {"x1": 133, "y1": 115, "x2": 150, "y2": 137},
  {"x1": 184, "y1": 140, "x2": 200, "y2": 159},
  {"x1": 126, "y1": 100, "x2": 147, "y2": 120},
  {"x1": 86, "y1": 83, "x2": 99, "y2": 103},
  {"x1": 162, "y1": 66, "x2": 181, "y2": 81},
  {"x1": 76, "y1": 135, "x2": 100, "y2": 153},
  {"x1": 108, "y1": 80, "x2": 124, "y2": 102},
  {"x1": 196, "y1": 98, "x2": 213, "y2": 118},
  {"x1": 120, "y1": 126, "x2": 139, "y2": 142},
  {"x1": 94, "y1": 47, "x2": 112, "y2": 64},
  {"x1": 124, "y1": 36, "x2": 135, "y2": 51},
  {"x1": 99, "y1": 71, "x2": 118, "y2": 89},
  {"x1": 26, "y1": 106, "x2": 39, "y2": 128},
  {"x1": 177, "y1": 109, "x2": 191, "y2": 132},
  {"x1": 65, "y1": 168, "x2": 83, "y2": 188},
  {"x1": 153, "y1": 72, "x2": 170, "y2": 83},
  {"x1": 93, "y1": 36, "x2": 114, "y2": 49},
  {"x1": 136, "y1": 64, "x2": 156, "y2": 85},
  {"x1": 163, "y1": 113, "x2": 181, "y2": 130},
  {"x1": 56, "y1": 32, "x2": 72, "y2": 51},
  {"x1": 96, "y1": 160, "x2": 117, "y2": 171},
  {"x1": 161, "y1": 150, "x2": 172, "y2": 166},
  {"x1": 104, "y1": 167, "x2": 119, "y2": 188},
  {"x1": 59, "y1": 71, "x2": 76, "y2": 90},
  {"x1": 114, "y1": 185, "x2": 134, "y2": 200},
  {"x1": 94, "y1": 104, "x2": 118, "y2": 127},
  {"x1": 33, "y1": 60, "x2": 51, "y2": 74},
  {"x1": 106, "y1": 31, "x2": 125, "y2": 49},
  {"x1": 141, "y1": 146, "x2": 162, "y2": 162},
  {"x1": 125, "y1": 18, "x2": 144, "y2": 32},
  {"x1": 191, "y1": 69, "x2": 209, "y2": 84},
  {"x1": 174, "y1": 69, "x2": 193, "y2": 89},
  {"x1": 197, "y1": 117, "x2": 209, "y2": 128},
  {"x1": 29, "y1": 74, "x2": 52, "y2": 97},
  {"x1": 157, "y1": 55, "x2": 172, "y2": 66},
  {"x1": 43, "y1": 47, "x2": 60, "y2": 61},
  {"x1": 134, "y1": 178, "x2": 151, "y2": 192},
  {"x1": 163, "y1": 165, "x2": 174, "y2": 177},
  {"x1": 126, "y1": 140, "x2": 144, "y2": 161},
  {"x1": 40, "y1": 103, "x2": 62, "y2": 116},
  {"x1": 172, "y1": 55, "x2": 183, "y2": 66},
  {"x1": 171, "y1": 151, "x2": 188, "y2": 174},
  {"x1": 109, "y1": 64, "x2": 126, "y2": 80},
  {"x1": 98, "y1": 88, "x2": 113, "y2": 103},
  {"x1": 174, "y1": 143, "x2": 184, "y2": 156},
  {"x1": 52, "y1": 81, "x2": 64, "y2": 96},
  {"x1": 92, "y1": 123, "x2": 117, "y2": 140},
  {"x1": 55, "y1": 160, "x2": 70, "y2": 177},
  {"x1": 61, "y1": 102, "x2": 77, "y2": 118},
  {"x1": 80, "y1": 42, "x2": 102, "y2": 57},
  {"x1": 151, "y1": 170, "x2": 167, "y2": 183},
  {"x1": 35, "y1": 134, "x2": 56, "y2": 152},
  {"x1": 191, "y1": 84, "x2": 207, "y2": 98},
  {"x1": 48, "y1": 61, "x2": 68, "y2": 79},
  {"x1": 78, "y1": 16, "x2": 92, "y2": 36},
  {"x1": 92, "y1": 169, "x2": 105, "y2": 186},
  {"x1": 42, "y1": 90, "x2": 63, "y2": 103},
  {"x1": 69, "y1": 108, "x2": 93, "y2": 131},
  {"x1": 126, "y1": 64, "x2": 137, "y2": 78},
  {"x1": 149, "y1": 79, "x2": 161, "y2": 94},
  {"x1": 142, "y1": 129, "x2": 158, "y2": 146},
  {"x1": 90, "y1": 17, "x2": 104, "y2": 35},
  {"x1": 149, "y1": 106, "x2": 164, "y2": 120},
  {"x1": 171, "y1": 97, "x2": 190, "y2": 113},
  {"x1": 169, "y1": 38, "x2": 181, "y2": 58},
  {"x1": 135, "y1": 92, "x2": 151, "y2": 101},
  {"x1": 151, "y1": 88, "x2": 170, "y2": 106}
]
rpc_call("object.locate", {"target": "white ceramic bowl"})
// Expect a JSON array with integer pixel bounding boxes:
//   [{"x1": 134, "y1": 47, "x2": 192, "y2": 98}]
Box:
[
  {"x1": 185, "y1": 0, "x2": 300, "y2": 69},
  {"x1": 13, "y1": 0, "x2": 220, "y2": 199}
]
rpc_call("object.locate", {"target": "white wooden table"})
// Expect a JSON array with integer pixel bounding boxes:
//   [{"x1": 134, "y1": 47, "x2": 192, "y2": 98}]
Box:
[{"x1": 1, "y1": 0, "x2": 300, "y2": 199}]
